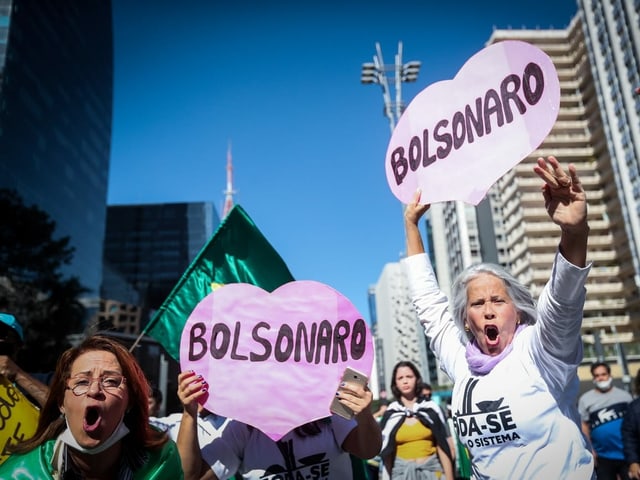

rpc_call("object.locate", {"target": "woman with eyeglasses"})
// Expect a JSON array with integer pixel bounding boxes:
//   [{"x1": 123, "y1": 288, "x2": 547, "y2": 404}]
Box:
[{"x1": 0, "y1": 335, "x2": 183, "y2": 479}]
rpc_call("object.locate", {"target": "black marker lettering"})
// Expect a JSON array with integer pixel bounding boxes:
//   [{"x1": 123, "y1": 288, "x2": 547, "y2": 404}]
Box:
[
  {"x1": 387, "y1": 61, "x2": 546, "y2": 173},
  {"x1": 188, "y1": 322, "x2": 207, "y2": 361}
]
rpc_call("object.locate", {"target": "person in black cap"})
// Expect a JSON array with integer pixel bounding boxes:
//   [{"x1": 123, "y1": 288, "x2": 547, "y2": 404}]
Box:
[{"x1": 0, "y1": 312, "x2": 50, "y2": 407}]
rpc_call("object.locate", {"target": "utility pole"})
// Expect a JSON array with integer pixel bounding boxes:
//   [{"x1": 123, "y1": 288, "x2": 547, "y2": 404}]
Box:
[{"x1": 361, "y1": 42, "x2": 422, "y2": 394}]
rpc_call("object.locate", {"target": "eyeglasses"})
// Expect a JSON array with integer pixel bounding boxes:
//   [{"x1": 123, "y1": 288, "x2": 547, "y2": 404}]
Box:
[{"x1": 66, "y1": 374, "x2": 126, "y2": 396}]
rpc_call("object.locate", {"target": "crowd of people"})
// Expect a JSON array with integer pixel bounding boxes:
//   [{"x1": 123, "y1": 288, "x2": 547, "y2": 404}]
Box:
[{"x1": 3, "y1": 157, "x2": 640, "y2": 479}]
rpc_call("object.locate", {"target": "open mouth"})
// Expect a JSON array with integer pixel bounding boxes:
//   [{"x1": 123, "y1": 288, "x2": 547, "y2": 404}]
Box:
[
  {"x1": 484, "y1": 325, "x2": 499, "y2": 342},
  {"x1": 83, "y1": 406, "x2": 102, "y2": 433}
]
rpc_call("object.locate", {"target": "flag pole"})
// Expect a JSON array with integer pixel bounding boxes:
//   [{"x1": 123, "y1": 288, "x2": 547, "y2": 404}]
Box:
[
  {"x1": 129, "y1": 330, "x2": 146, "y2": 352},
  {"x1": 129, "y1": 314, "x2": 156, "y2": 352}
]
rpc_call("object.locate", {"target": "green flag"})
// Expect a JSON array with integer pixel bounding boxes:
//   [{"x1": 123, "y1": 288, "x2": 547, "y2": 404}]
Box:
[{"x1": 142, "y1": 204, "x2": 294, "y2": 361}]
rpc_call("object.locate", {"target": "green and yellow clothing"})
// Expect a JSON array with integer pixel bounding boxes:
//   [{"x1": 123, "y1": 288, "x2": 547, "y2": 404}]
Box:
[
  {"x1": 0, "y1": 437, "x2": 183, "y2": 480},
  {"x1": 395, "y1": 420, "x2": 437, "y2": 460}
]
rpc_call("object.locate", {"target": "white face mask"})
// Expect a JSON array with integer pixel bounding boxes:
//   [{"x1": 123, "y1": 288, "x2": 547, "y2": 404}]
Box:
[
  {"x1": 594, "y1": 378, "x2": 613, "y2": 391},
  {"x1": 53, "y1": 417, "x2": 130, "y2": 477},
  {"x1": 60, "y1": 417, "x2": 130, "y2": 455}
]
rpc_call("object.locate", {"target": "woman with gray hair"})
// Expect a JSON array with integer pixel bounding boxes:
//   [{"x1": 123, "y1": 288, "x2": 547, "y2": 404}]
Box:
[{"x1": 402, "y1": 156, "x2": 595, "y2": 479}]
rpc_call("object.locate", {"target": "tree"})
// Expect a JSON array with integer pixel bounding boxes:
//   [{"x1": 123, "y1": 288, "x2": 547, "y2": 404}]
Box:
[{"x1": 0, "y1": 188, "x2": 86, "y2": 372}]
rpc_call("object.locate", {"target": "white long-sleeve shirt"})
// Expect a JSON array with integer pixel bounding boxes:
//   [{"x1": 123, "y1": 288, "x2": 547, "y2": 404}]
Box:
[{"x1": 402, "y1": 252, "x2": 594, "y2": 479}]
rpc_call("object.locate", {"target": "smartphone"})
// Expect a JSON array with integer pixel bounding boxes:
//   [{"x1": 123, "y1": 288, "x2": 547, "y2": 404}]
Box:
[{"x1": 329, "y1": 367, "x2": 369, "y2": 420}]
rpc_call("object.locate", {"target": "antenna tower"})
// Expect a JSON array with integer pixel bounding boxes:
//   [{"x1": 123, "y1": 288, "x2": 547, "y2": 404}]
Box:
[{"x1": 222, "y1": 142, "x2": 236, "y2": 217}]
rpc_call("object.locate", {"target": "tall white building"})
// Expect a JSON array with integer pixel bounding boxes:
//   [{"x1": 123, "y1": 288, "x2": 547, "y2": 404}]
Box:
[{"x1": 373, "y1": 262, "x2": 430, "y2": 394}]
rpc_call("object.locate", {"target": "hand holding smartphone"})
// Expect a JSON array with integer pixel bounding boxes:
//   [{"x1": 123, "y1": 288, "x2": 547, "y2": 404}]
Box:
[{"x1": 330, "y1": 367, "x2": 369, "y2": 420}]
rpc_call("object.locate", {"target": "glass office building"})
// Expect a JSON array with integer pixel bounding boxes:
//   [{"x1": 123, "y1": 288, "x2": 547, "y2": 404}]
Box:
[
  {"x1": 102, "y1": 202, "x2": 220, "y2": 327},
  {"x1": 0, "y1": 0, "x2": 113, "y2": 301}
]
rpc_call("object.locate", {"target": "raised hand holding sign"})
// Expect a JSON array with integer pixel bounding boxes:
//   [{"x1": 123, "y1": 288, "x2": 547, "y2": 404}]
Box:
[
  {"x1": 180, "y1": 280, "x2": 374, "y2": 441},
  {"x1": 386, "y1": 40, "x2": 560, "y2": 206}
]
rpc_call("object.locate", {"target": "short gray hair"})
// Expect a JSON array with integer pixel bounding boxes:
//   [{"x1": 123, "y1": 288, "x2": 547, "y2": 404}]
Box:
[{"x1": 450, "y1": 263, "x2": 537, "y2": 341}]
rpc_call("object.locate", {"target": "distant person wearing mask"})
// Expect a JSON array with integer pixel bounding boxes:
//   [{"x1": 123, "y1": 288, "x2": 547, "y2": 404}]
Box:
[
  {"x1": 0, "y1": 312, "x2": 50, "y2": 407},
  {"x1": 579, "y1": 361, "x2": 632, "y2": 480}
]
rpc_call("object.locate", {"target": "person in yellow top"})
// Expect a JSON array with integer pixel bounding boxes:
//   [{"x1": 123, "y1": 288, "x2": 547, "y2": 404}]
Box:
[{"x1": 379, "y1": 361, "x2": 454, "y2": 480}]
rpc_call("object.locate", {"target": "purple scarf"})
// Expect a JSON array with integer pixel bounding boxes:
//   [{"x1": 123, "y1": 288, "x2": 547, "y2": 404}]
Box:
[{"x1": 465, "y1": 324, "x2": 527, "y2": 375}]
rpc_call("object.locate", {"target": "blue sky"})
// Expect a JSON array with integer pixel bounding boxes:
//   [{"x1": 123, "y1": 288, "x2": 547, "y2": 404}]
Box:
[{"x1": 108, "y1": 0, "x2": 578, "y2": 323}]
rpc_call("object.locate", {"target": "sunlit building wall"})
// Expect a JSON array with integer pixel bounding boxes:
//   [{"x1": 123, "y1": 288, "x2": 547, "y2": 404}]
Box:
[
  {"x1": 579, "y1": 0, "x2": 640, "y2": 289},
  {"x1": 374, "y1": 262, "x2": 429, "y2": 392},
  {"x1": 487, "y1": 13, "x2": 640, "y2": 361}
]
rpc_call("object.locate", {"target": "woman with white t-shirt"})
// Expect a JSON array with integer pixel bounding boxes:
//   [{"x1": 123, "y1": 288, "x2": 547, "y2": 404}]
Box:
[
  {"x1": 401, "y1": 156, "x2": 594, "y2": 479},
  {"x1": 175, "y1": 369, "x2": 381, "y2": 479}
]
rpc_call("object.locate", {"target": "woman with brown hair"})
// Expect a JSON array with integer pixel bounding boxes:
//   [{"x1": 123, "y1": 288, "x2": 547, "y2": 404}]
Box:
[
  {"x1": 379, "y1": 360, "x2": 454, "y2": 480},
  {"x1": 0, "y1": 335, "x2": 183, "y2": 479}
]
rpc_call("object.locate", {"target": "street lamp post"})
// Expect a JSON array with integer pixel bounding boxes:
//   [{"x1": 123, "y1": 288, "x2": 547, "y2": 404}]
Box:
[
  {"x1": 362, "y1": 42, "x2": 422, "y2": 396},
  {"x1": 361, "y1": 41, "x2": 421, "y2": 133}
]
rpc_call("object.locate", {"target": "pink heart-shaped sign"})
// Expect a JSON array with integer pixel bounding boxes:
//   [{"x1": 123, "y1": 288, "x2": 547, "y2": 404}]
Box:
[
  {"x1": 179, "y1": 280, "x2": 373, "y2": 441},
  {"x1": 386, "y1": 40, "x2": 560, "y2": 206}
]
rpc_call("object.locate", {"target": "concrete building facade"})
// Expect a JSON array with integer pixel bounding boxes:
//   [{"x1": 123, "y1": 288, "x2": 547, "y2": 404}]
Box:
[{"x1": 487, "y1": 12, "x2": 640, "y2": 365}]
